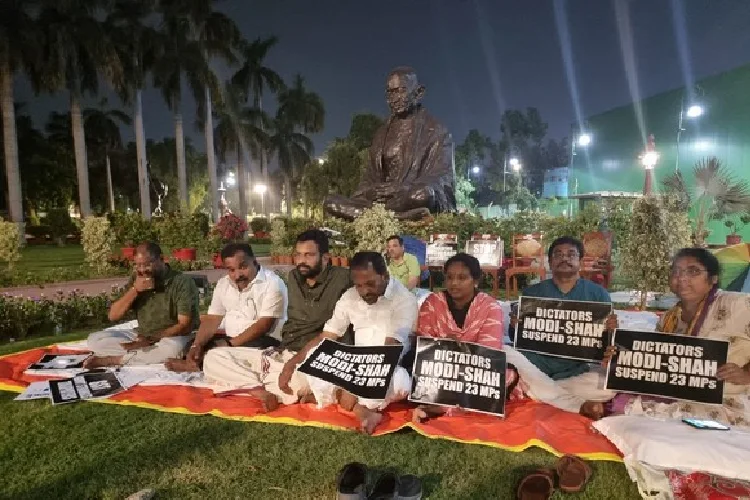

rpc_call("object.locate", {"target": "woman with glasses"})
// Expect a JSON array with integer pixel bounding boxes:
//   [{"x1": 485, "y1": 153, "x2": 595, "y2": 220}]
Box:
[{"x1": 581, "y1": 247, "x2": 750, "y2": 427}]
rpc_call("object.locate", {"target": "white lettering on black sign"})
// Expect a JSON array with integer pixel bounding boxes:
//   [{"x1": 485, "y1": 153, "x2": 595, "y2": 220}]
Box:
[
  {"x1": 409, "y1": 337, "x2": 506, "y2": 416},
  {"x1": 514, "y1": 297, "x2": 612, "y2": 362},
  {"x1": 604, "y1": 329, "x2": 729, "y2": 405},
  {"x1": 298, "y1": 339, "x2": 402, "y2": 400}
]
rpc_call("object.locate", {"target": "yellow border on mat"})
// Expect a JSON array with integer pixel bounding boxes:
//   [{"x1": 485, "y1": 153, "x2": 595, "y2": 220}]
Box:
[{"x1": 1, "y1": 347, "x2": 623, "y2": 462}]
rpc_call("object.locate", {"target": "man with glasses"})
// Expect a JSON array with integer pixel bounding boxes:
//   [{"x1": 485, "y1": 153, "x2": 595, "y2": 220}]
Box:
[
  {"x1": 516, "y1": 236, "x2": 616, "y2": 380},
  {"x1": 84, "y1": 242, "x2": 200, "y2": 368}
]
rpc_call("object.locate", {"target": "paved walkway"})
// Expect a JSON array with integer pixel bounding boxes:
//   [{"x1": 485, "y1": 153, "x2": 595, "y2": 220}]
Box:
[{"x1": 0, "y1": 257, "x2": 295, "y2": 299}]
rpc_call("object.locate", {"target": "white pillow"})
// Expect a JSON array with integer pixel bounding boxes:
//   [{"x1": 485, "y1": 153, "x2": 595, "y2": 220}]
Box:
[{"x1": 593, "y1": 415, "x2": 750, "y2": 482}]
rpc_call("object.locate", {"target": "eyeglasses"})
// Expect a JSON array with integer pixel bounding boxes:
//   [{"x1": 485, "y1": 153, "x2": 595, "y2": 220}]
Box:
[
  {"x1": 670, "y1": 266, "x2": 707, "y2": 278},
  {"x1": 551, "y1": 251, "x2": 579, "y2": 260}
]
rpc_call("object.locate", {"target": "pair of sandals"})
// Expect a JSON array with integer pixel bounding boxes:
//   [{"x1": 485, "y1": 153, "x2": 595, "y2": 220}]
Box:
[
  {"x1": 517, "y1": 455, "x2": 593, "y2": 499},
  {"x1": 337, "y1": 462, "x2": 422, "y2": 500}
]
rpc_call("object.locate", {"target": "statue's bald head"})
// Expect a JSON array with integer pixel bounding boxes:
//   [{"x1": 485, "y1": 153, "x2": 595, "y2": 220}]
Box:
[{"x1": 386, "y1": 66, "x2": 425, "y2": 117}]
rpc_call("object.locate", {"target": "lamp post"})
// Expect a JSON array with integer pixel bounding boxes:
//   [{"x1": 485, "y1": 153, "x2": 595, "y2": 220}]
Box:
[
  {"x1": 568, "y1": 131, "x2": 592, "y2": 218},
  {"x1": 641, "y1": 134, "x2": 659, "y2": 195},
  {"x1": 503, "y1": 156, "x2": 521, "y2": 191},
  {"x1": 675, "y1": 99, "x2": 704, "y2": 172}
]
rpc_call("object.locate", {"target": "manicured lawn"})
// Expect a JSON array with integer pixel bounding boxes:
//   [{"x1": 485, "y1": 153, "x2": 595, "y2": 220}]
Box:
[{"x1": 0, "y1": 333, "x2": 639, "y2": 499}]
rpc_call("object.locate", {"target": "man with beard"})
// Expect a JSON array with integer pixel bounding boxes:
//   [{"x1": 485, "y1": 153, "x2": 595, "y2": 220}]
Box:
[
  {"x1": 202, "y1": 230, "x2": 350, "y2": 410},
  {"x1": 278, "y1": 252, "x2": 417, "y2": 434},
  {"x1": 516, "y1": 236, "x2": 616, "y2": 380},
  {"x1": 84, "y1": 242, "x2": 199, "y2": 368},
  {"x1": 164, "y1": 242, "x2": 287, "y2": 372}
]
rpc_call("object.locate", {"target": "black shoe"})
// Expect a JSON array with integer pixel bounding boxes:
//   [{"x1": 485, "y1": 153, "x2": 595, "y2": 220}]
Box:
[
  {"x1": 396, "y1": 474, "x2": 423, "y2": 500},
  {"x1": 337, "y1": 462, "x2": 368, "y2": 500},
  {"x1": 367, "y1": 471, "x2": 398, "y2": 500}
]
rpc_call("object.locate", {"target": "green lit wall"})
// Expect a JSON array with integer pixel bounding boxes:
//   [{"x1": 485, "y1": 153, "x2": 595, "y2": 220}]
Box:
[{"x1": 571, "y1": 64, "x2": 750, "y2": 244}]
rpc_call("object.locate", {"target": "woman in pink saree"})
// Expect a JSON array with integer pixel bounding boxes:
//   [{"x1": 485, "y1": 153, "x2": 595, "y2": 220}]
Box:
[{"x1": 412, "y1": 253, "x2": 526, "y2": 422}]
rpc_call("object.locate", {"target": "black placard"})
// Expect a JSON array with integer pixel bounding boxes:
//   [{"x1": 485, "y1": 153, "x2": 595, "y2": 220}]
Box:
[
  {"x1": 605, "y1": 329, "x2": 729, "y2": 405},
  {"x1": 408, "y1": 337, "x2": 506, "y2": 416},
  {"x1": 49, "y1": 370, "x2": 124, "y2": 405},
  {"x1": 514, "y1": 297, "x2": 612, "y2": 362},
  {"x1": 297, "y1": 339, "x2": 402, "y2": 400}
]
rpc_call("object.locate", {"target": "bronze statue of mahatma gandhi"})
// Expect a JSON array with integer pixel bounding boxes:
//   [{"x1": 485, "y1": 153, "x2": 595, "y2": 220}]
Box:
[{"x1": 324, "y1": 67, "x2": 456, "y2": 221}]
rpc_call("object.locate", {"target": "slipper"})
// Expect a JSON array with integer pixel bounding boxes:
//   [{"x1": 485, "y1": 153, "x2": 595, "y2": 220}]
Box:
[
  {"x1": 517, "y1": 469, "x2": 555, "y2": 500},
  {"x1": 368, "y1": 471, "x2": 398, "y2": 500},
  {"x1": 555, "y1": 455, "x2": 592, "y2": 493},
  {"x1": 337, "y1": 462, "x2": 368, "y2": 500},
  {"x1": 397, "y1": 474, "x2": 423, "y2": 500}
]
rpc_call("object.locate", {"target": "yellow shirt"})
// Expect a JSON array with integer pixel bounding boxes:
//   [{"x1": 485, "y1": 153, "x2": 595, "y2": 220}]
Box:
[{"x1": 387, "y1": 252, "x2": 421, "y2": 288}]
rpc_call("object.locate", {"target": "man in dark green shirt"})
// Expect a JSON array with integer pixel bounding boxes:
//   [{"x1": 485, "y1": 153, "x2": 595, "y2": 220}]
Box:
[
  {"x1": 200, "y1": 229, "x2": 351, "y2": 411},
  {"x1": 84, "y1": 242, "x2": 200, "y2": 368}
]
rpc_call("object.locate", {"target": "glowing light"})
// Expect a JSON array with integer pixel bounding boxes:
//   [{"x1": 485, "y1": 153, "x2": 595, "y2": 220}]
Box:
[
  {"x1": 225, "y1": 172, "x2": 236, "y2": 187},
  {"x1": 471, "y1": 166, "x2": 480, "y2": 174},
  {"x1": 512, "y1": 162, "x2": 522, "y2": 172},
  {"x1": 509, "y1": 157, "x2": 520, "y2": 167},
  {"x1": 254, "y1": 184, "x2": 267, "y2": 194},
  {"x1": 577, "y1": 133, "x2": 592, "y2": 147},
  {"x1": 641, "y1": 151, "x2": 659, "y2": 169},
  {"x1": 693, "y1": 139, "x2": 713, "y2": 151},
  {"x1": 686, "y1": 105, "x2": 703, "y2": 118}
]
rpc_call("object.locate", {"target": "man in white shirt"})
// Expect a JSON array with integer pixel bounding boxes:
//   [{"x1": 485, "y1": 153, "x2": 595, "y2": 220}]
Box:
[
  {"x1": 165, "y1": 242, "x2": 287, "y2": 372},
  {"x1": 278, "y1": 251, "x2": 418, "y2": 434}
]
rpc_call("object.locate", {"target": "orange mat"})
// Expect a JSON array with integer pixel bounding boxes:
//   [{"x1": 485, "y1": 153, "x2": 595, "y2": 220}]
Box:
[{"x1": 0, "y1": 347, "x2": 622, "y2": 461}]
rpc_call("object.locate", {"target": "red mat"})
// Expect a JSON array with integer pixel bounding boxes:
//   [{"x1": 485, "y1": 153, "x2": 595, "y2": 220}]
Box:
[{"x1": 0, "y1": 347, "x2": 622, "y2": 461}]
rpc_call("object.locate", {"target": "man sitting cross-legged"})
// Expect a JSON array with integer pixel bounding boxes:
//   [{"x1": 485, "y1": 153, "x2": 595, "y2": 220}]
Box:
[
  {"x1": 202, "y1": 230, "x2": 351, "y2": 410},
  {"x1": 278, "y1": 251, "x2": 418, "y2": 434},
  {"x1": 165, "y1": 242, "x2": 287, "y2": 373},
  {"x1": 84, "y1": 242, "x2": 200, "y2": 369}
]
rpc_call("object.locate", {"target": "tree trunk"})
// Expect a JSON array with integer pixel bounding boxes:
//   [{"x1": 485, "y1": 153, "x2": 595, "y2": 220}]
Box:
[
  {"x1": 236, "y1": 144, "x2": 247, "y2": 221},
  {"x1": 70, "y1": 88, "x2": 91, "y2": 217},
  {"x1": 1, "y1": 54, "x2": 23, "y2": 224},
  {"x1": 134, "y1": 87, "x2": 150, "y2": 219},
  {"x1": 258, "y1": 96, "x2": 270, "y2": 219},
  {"x1": 105, "y1": 153, "x2": 115, "y2": 212},
  {"x1": 284, "y1": 174, "x2": 293, "y2": 217},
  {"x1": 204, "y1": 86, "x2": 219, "y2": 223},
  {"x1": 174, "y1": 93, "x2": 188, "y2": 211}
]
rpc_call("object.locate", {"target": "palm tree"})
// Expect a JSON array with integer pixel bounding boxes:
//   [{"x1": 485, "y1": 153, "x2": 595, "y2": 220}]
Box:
[
  {"x1": 267, "y1": 115, "x2": 313, "y2": 217},
  {"x1": 214, "y1": 82, "x2": 270, "y2": 219},
  {"x1": 0, "y1": 0, "x2": 38, "y2": 223},
  {"x1": 84, "y1": 99, "x2": 131, "y2": 213},
  {"x1": 108, "y1": 0, "x2": 158, "y2": 219},
  {"x1": 188, "y1": 1, "x2": 242, "y2": 223},
  {"x1": 231, "y1": 36, "x2": 285, "y2": 218},
  {"x1": 277, "y1": 74, "x2": 325, "y2": 134},
  {"x1": 153, "y1": 1, "x2": 211, "y2": 211},
  {"x1": 35, "y1": 0, "x2": 124, "y2": 218}
]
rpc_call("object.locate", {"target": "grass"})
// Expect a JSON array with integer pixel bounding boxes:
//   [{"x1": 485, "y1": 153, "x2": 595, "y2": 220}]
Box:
[{"x1": 0, "y1": 333, "x2": 641, "y2": 499}]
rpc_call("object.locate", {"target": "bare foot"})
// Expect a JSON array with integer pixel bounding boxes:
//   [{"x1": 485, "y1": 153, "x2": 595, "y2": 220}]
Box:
[
  {"x1": 580, "y1": 401, "x2": 606, "y2": 420},
  {"x1": 164, "y1": 358, "x2": 200, "y2": 373},
  {"x1": 249, "y1": 388, "x2": 280, "y2": 412},
  {"x1": 354, "y1": 404, "x2": 383, "y2": 435},
  {"x1": 83, "y1": 355, "x2": 121, "y2": 369},
  {"x1": 298, "y1": 392, "x2": 317, "y2": 405},
  {"x1": 338, "y1": 390, "x2": 358, "y2": 412},
  {"x1": 412, "y1": 405, "x2": 446, "y2": 423}
]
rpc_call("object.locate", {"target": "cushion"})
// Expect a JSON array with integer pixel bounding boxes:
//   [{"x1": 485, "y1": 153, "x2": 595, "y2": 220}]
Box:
[{"x1": 593, "y1": 415, "x2": 750, "y2": 482}]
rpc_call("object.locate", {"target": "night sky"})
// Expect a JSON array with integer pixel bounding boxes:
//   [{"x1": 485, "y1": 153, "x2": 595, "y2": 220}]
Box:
[{"x1": 14, "y1": 0, "x2": 750, "y2": 155}]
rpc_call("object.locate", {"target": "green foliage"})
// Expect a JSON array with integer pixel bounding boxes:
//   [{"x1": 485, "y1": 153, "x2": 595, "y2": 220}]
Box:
[
  {"x1": 111, "y1": 213, "x2": 155, "y2": 247},
  {"x1": 0, "y1": 289, "x2": 118, "y2": 341},
  {"x1": 250, "y1": 217, "x2": 271, "y2": 233},
  {"x1": 156, "y1": 213, "x2": 204, "y2": 250},
  {"x1": 44, "y1": 208, "x2": 77, "y2": 245},
  {"x1": 269, "y1": 218, "x2": 288, "y2": 255},
  {"x1": 621, "y1": 196, "x2": 691, "y2": 308},
  {"x1": 348, "y1": 112, "x2": 384, "y2": 150},
  {"x1": 0, "y1": 221, "x2": 22, "y2": 270},
  {"x1": 81, "y1": 217, "x2": 114, "y2": 275},
  {"x1": 724, "y1": 213, "x2": 750, "y2": 235},
  {"x1": 353, "y1": 204, "x2": 400, "y2": 253},
  {"x1": 455, "y1": 176, "x2": 476, "y2": 210}
]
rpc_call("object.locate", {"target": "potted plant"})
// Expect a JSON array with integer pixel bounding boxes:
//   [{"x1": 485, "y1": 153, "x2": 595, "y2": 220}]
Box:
[
  {"x1": 210, "y1": 213, "x2": 248, "y2": 264},
  {"x1": 250, "y1": 217, "x2": 271, "y2": 239},
  {"x1": 724, "y1": 215, "x2": 750, "y2": 245},
  {"x1": 339, "y1": 248, "x2": 352, "y2": 267},
  {"x1": 114, "y1": 213, "x2": 154, "y2": 260},
  {"x1": 158, "y1": 213, "x2": 203, "y2": 261}
]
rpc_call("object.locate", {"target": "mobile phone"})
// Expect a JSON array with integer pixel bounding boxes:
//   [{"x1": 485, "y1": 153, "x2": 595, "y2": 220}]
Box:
[{"x1": 682, "y1": 418, "x2": 730, "y2": 431}]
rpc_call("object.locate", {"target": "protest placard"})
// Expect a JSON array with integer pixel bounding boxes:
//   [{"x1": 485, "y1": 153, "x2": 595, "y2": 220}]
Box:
[
  {"x1": 297, "y1": 339, "x2": 402, "y2": 400},
  {"x1": 409, "y1": 337, "x2": 506, "y2": 416},
  {"x1": 426, "y1": 234, "x2": 458, "y2": 266},
  {"x1": 26, "y1": 353, "x2": 91, "y2": 377},
  {"x1": 605, "y1": 329, "x2": 729, "y2": 405},
  {"x1": 514, "y1": 297, "x2": 612, "y2": 362},
  {"x1": 465, "y1": 239, "x2": 504, "y2": 267},
  {"x1": 49, "y1": 370, "x2": 124, "y2": 405}
]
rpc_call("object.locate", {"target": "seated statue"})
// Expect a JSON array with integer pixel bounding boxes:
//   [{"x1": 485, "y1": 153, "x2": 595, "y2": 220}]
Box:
[{"x1": 324, "y1": 66, "x2": 456, "y2": 221}]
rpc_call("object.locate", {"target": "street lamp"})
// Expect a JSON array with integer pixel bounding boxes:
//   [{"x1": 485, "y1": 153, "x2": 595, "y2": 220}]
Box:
[
  {"x1": 471, "y1": 165, "x2": 480, "y2": 175},
  {"x1": 317, "y1": 157, "x2": 325, "y2": 165},
  {"x1": 226, "y1": 171, "x2": 236, "y2": 187},
  {"x1": 577, "y1": 133, "x2": 592, "y2": 147},
  {"x1": 675, "y1": 88, "x2": 705, "y2": 172},
  {"x1": 686, "y1": 105, "x2": 704, "y2": 118},
  {"x1": 503, "y1": 157, "x2": 521, "y2": 191},
  {"x1": 254, "y1": 184, "x2": 267, "y2": 215},
  {"x1": 641, "y1": 134, "x2": 659, "y2": 195}
]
